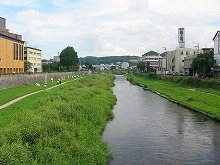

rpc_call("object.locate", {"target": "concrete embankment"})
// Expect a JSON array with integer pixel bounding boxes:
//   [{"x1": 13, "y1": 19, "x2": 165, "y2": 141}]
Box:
[{"x1": 0, "y1": 72, "x2": 76, "y2": 89}]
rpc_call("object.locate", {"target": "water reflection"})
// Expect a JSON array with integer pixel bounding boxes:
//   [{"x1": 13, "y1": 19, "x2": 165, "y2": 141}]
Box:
[{"x1": 103, "y1": 75, "x2": 220, "y2": 165}]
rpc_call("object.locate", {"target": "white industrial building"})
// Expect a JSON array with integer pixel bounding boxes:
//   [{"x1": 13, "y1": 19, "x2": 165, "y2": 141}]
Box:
[{"x1": 166, "y1": 28, "x2": 201, "y2": 75}]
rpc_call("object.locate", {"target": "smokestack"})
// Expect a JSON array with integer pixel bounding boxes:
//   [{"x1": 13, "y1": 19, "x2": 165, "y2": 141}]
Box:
[{"x1": 0, "y1": 17, "x2": 6, "y2": 31}]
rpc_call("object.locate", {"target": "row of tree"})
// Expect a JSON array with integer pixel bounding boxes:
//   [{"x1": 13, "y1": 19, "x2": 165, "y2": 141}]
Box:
[
  {"x1": 41, "y1": 46, "x2": 215, "y2": 76},
  {"x1": 42, "y1": 46, "x2": 79, "y2": 72},
  {"x1": 79, "y1": 56, "x2": 139, "y2": 66}
]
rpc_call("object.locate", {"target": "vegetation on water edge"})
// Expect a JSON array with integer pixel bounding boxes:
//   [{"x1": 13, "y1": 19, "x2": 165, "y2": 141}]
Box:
[
  {"x1": 0, "y1": 74, "x2": 116, "y2": 164},
  {"x1": 127, "y1": 73, "x2": 220, "y2": 121},
  {"x1": 133, "y1": 72, "x2": 220, "y2": 90}
]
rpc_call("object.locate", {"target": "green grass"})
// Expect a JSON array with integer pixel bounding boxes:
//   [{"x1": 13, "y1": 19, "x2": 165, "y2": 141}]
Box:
[
  {"x1": 0, "y1": 78, "x2": 69, "y2": 106},
  {"x1": 127, "y1": 74, "x2": 220, "y2": 120},
  {"x1": 0, "y1": 74, "x2": 116, "y2": 164}
]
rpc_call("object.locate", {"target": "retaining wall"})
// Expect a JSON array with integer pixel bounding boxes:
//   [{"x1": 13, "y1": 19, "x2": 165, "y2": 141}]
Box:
[{"x1": 0, "y1": 72, "x2": 76, "y2": 89}]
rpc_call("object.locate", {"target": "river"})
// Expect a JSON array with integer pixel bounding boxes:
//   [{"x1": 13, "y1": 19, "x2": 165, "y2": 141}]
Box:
[{"x1": 103, "y1": 75, "x2": 220, "y2": 165}]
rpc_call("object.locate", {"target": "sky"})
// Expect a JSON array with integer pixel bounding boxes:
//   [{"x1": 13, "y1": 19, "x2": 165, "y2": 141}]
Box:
[{"x1": 0, "y1": 0, "x2": 219, "y2": 59}]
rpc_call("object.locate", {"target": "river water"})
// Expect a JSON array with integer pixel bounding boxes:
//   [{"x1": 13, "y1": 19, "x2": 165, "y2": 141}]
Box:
[{"x1": 103, "y1": 75, "x2": 220, "y2": 165}]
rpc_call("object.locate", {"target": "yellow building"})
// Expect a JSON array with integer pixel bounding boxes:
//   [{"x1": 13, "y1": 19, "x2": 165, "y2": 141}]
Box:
[{"x1": 0, "y1": 17, "x2": 24, "y2": 74}]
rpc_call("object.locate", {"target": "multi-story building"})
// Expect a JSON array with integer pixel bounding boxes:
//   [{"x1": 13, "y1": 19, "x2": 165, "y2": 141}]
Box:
[
  {"x1": 121, "y1": 62, "x2": 129, "y2": 69},
  {"x1": 141, "y1": 50, "x2": 162, "y2": 70},
  {"x1": 24, "y1": 44, "x2": 42, "y2": 73},
  {"x1": 53, "y1": 55, "x2": 60, "y2": 62},
  {"x1": 166, "y1": 28, "x2": 201, "y2": 75},
  {"x1": 158, "y1": 52, "x2": 167, "y2": 74},
  {"x1": 213, "y1": 30, "x2": 220, "y2": 77},
  {"x1": 166, "y1": 47, "x2": 201, "y2": 75},
  {"x1": 0, "y1": 17, "x2": 24, "y2": 73}
]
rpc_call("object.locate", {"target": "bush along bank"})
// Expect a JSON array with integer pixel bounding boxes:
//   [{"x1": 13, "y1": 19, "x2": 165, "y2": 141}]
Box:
[
  {"x1": 132, "y1": 72, "x2": 220, "y2": 90},
  {"x1": 0, "y1": 74, "x2": 117, "y2": 164},
  {"x1": 127, "y1": 73, "x2": 220, "y2": 121}
]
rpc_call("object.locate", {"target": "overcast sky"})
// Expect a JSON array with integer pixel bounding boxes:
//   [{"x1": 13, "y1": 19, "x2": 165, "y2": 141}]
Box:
[{"x1": 0, "y1": 0, "x2": 219, "y2": 59}]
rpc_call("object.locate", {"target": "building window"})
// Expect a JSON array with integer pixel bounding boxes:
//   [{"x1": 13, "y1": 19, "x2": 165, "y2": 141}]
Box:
[
  {"x1": 21, "y1": 45, "x2": 24, "y2": 60},
  {"x1": 14, "y1": 43, "x2": 18, "y2": 60},
  {"x1": 16, "y1": 44, "x2": 18, "y2": 60},
  {"x1": 19, "y1": 45, "x2": 22, "y2": 60},
  {"x1": 29, "y1": 51, "x2": 33, "y2": 54},
  {"x1": 13, "y1": 43, "x2": 16, "y2": 60}
]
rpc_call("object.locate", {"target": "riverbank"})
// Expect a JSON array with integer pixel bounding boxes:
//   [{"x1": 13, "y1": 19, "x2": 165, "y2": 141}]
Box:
[
  {"x1": 127, "y1": 74, "x2": 220, "y2": 121},
  {"x1": 0, "y1": 74, "x2": 116, "y2": 164}
]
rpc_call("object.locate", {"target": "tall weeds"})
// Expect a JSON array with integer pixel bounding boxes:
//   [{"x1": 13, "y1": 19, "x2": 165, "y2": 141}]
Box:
[{"x1": 0, "y1": 74, "x2": 116, "y2": 164}]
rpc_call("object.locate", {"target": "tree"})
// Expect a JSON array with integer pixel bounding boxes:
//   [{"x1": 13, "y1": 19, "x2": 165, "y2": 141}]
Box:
[
  {"x1": 137, "y1": 61, "x2": 146, "y2": 72},
  {"x1": 42, "y1": 62, "x2": 60, "y2": 72},
  {"x1": 50, "y1": 62, "x2": 60, "y2": 72},
  {"x1": 137, "y1": 61, "x2": 155, "y2": 73},
  {"x1": 24, "y1": 61, "x2": 31, "y2": 72},
  {"x1": 60, "y1": 46, "x2": 79, "y2": 71},
  {"x1": 191, "y1": 52, "x2": 215, "y2": 77},
  {"x1": 85, "y1": 62, "x2": 93, "y2": 70},
  {"x1": 145, "y1": 61, "x2": 155, "y2": 72}
]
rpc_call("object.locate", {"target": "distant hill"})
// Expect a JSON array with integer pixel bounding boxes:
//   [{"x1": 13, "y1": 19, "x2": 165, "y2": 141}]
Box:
[{"x1": 79, "y1": 56, "x2": 140, "y2": 66}]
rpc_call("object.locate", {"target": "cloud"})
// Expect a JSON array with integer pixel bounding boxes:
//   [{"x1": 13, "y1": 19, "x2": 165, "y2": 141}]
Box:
[
  {"x1": 0, "y1": 0, "x2": 38, "y2": 7},
  {"x1": 129, "y1": 0, "x2": 149, "y2": 12},
  {"x1": 4, "y1": 0, "x2": 219, "y2": 58}
]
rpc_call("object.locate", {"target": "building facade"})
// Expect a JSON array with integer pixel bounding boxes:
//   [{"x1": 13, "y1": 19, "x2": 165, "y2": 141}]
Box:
[
  {"x1": 53, "y1": 55, "x2": 60, "y2": 62},
  {"x1": 24, "y1": 45, "x2": 42, "y2": 73},
  {"x1": 213, "y1": 30, "x2": 220, "y2": 77},
  {"x1": 0, "y1": 17, "x2": 24, "y2": 74},
  {"x1": 158, "y1": 52, "x2": 167, "y2": 74},
  {"x1": 165, "y1": 28, "x2": 202, "y2": 75},
  {"x1": 166, "y1": 47, "x2": 201, "y2": 74},
  {"x1": 141, "y1": 50, "x2": 162, "y2": 70},
  {"x1": 121, "y1": 62, "x2": 129, "y2": 69}
]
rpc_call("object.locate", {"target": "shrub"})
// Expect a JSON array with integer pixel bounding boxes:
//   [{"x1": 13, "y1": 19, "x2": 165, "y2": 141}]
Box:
[
  {"x1": 200, "y1": 78, "x2": 220, "y2": 89},
  {"x1": 148, "y1": 72, "x2": 157, "y2": 79}
]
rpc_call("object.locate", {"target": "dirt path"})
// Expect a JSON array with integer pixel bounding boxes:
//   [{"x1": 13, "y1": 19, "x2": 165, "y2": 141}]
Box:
[{"x1": 0, "y1": 83, "x2": 65, "y2": 110}]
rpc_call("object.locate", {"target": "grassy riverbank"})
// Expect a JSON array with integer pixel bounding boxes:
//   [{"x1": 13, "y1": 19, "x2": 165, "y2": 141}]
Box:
[
  {"x1": 127, "y1": 74, "x2": 220, "y2": 121},
  {"x1": 0, "y1": 74, "x2": 116, "y2": 164},
  {"x1": 0, "y1": 77, "x2": 76, "y2": 106}
]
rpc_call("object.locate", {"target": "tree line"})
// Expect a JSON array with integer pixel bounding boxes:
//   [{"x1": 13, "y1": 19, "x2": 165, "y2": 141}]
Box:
[{"x1": 42, "y1": 46, "x2": 79, "y2": 72}]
